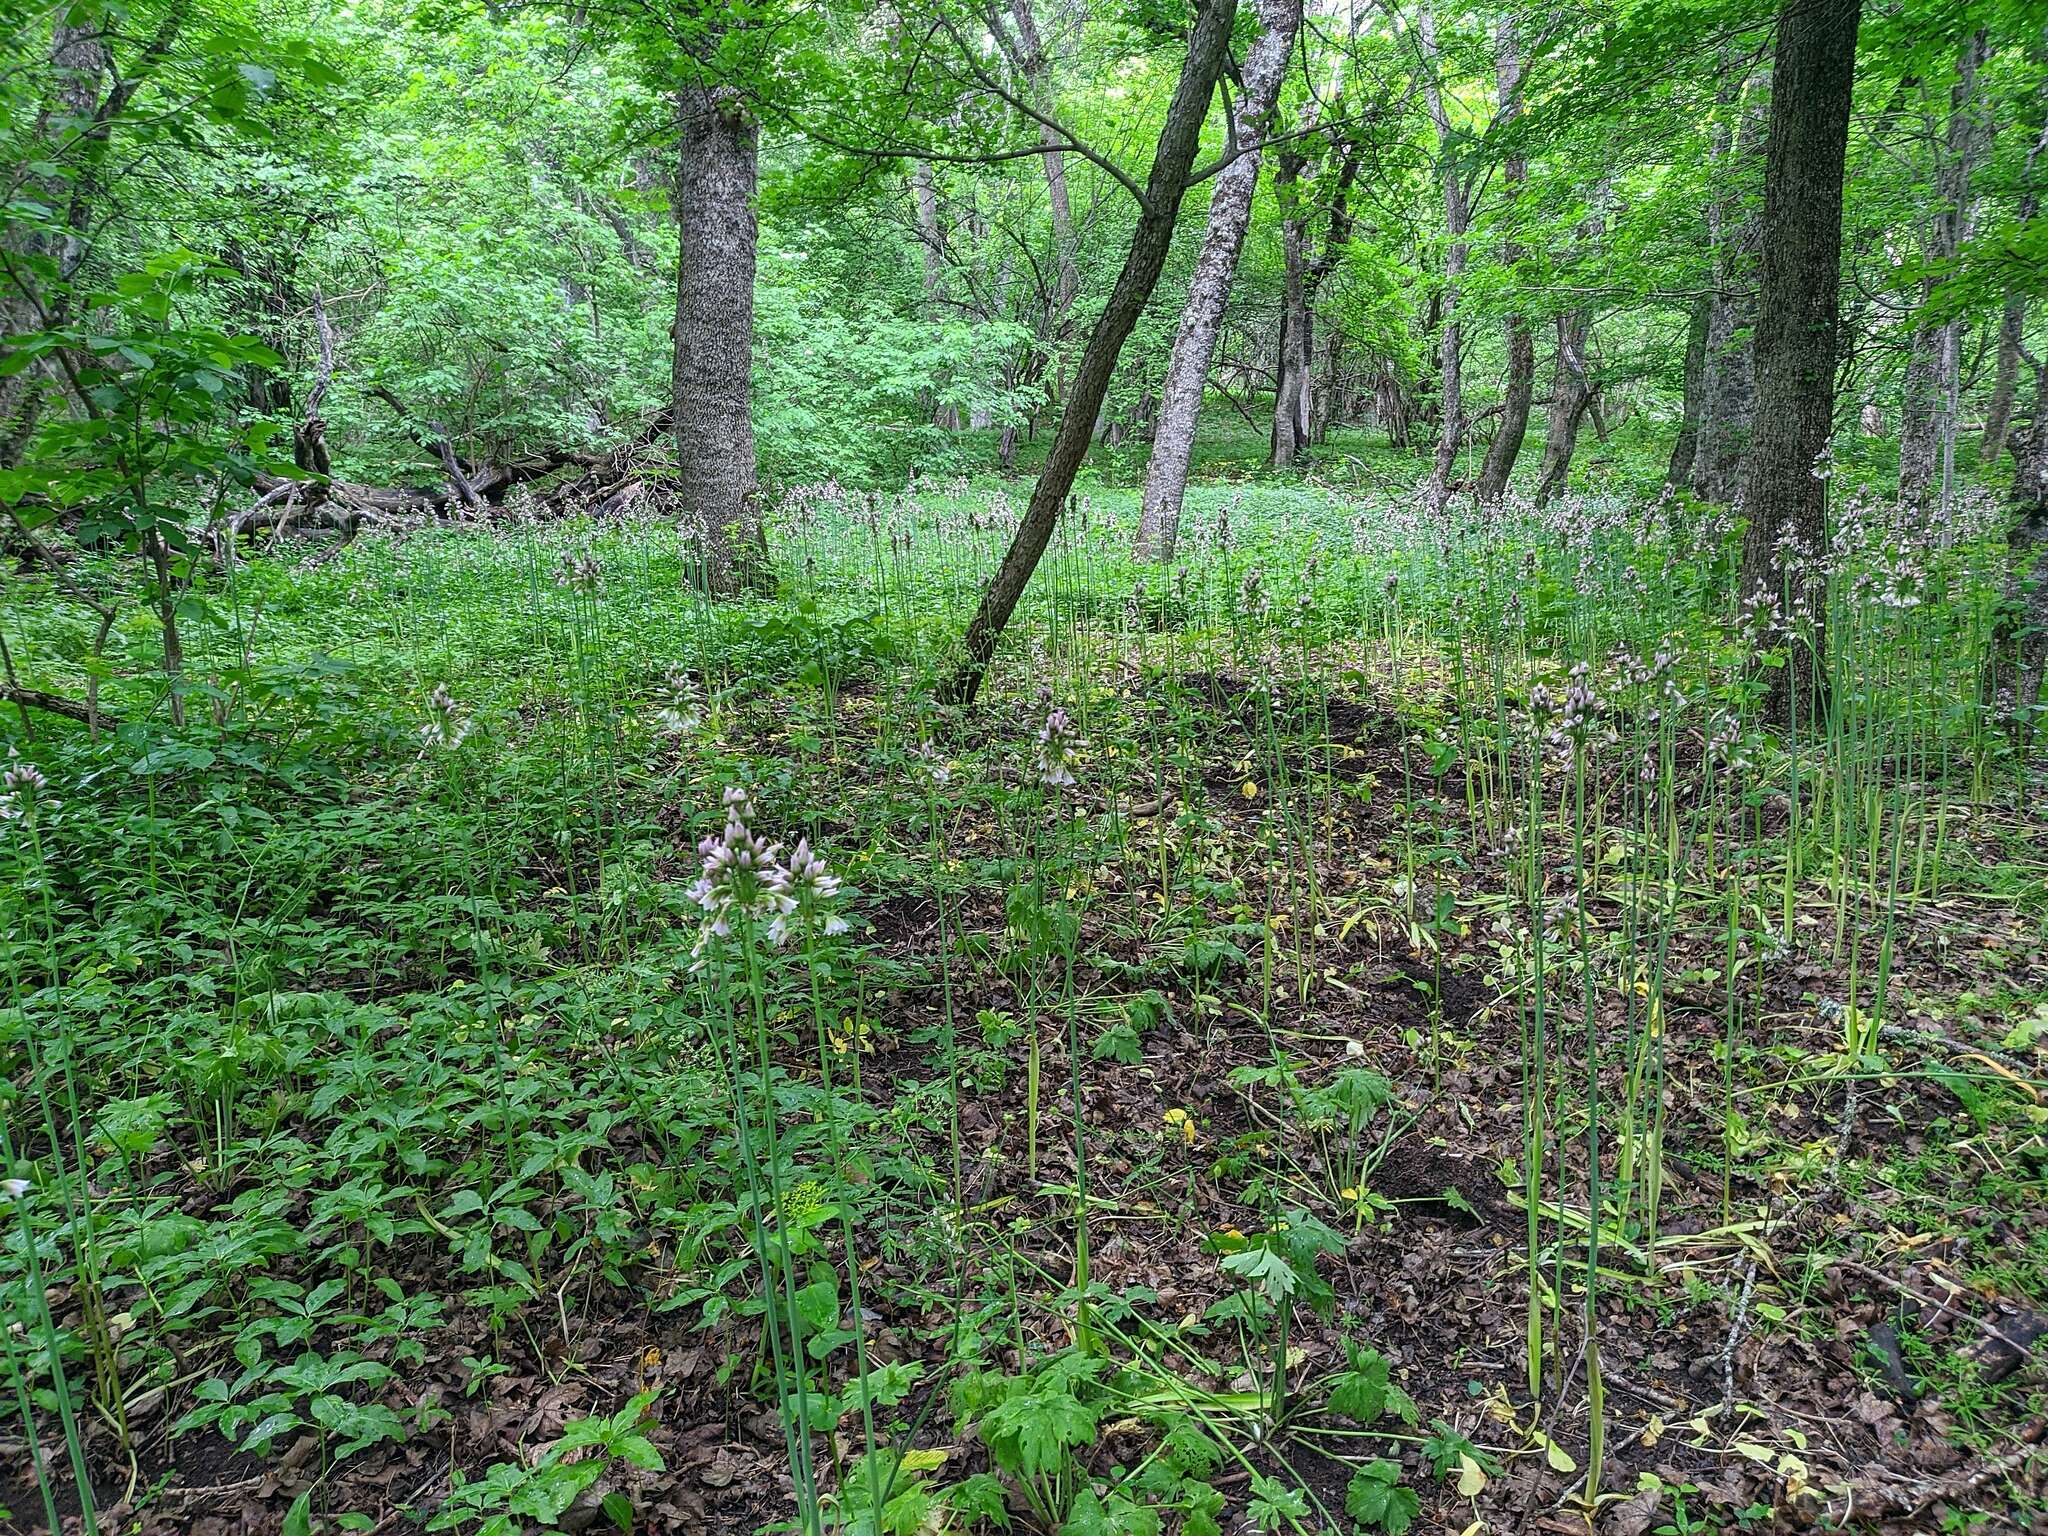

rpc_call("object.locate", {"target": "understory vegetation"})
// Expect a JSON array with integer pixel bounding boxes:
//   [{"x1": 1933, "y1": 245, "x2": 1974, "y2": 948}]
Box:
[
  {"x1": 6, "y1": 0, "x2": 2048, "y2": 1531},
  {"x1": 4, "y1": 461, "x2": 2047, "y2": 1535}
]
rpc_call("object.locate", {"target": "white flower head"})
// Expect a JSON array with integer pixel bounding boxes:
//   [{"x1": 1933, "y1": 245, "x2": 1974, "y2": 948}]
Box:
[
  {"x1": 420, "y1": 684, "x2": 471, "y2": 751},
  {"x1": 0, "y1": 750, "x2": 55, "y2": 822},
  {"x1": 766, "y1": 837, "x2": 849, "y2": 945},
  {"x1": 651, "y1": 666, "x2": 704, "y2": 736},
  {"x1": 912, "y1": 739, "x2": 951, "y2": 788},
  {"x1": 0, "y1": 1177, "x2": 28, "y2": 1203},
  {"x1": 1033, "y1": 707, "x2": 1080, "y2": 790},
  {"x1": 687, "y1": 788, "x2": 791, "y2": 966}
]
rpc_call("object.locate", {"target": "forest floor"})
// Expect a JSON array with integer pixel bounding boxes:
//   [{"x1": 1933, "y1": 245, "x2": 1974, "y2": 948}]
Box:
[{"x1": 2, "y1": 479, "x2": 2046, "y2": 1536}]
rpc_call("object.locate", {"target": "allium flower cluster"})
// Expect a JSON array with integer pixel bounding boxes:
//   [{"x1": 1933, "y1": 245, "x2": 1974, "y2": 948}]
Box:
[
  {"x1": 1239, "y1": 565, "x2": 1269, "y2": 621},
  {"x1": 912, "y1": 739, "x2": 952, "y2": 788},
  {"x1": 767, "y1": 838, "x2": 849, "y2": 944},
  {"x1": 556, "y1": 549, "x2": 602, "y2": 591},
  {"x1": 687, "y1": 789, "x2": 849, "y2": 964},
  {"x1": 0, "y1": 751, "x2": 56, "y2": 822},
  {"x1": 420, "y1": 684, "x2": 471, "y2": 751},
  {"x1": 650, "y1": 665, "x2": 704, "y2": 735},
  {"x1": 1033, "y1": 707, "x2": 1080, "y2": 789}
]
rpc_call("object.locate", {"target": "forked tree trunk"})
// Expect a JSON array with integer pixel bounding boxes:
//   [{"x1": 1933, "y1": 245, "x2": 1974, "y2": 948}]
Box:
[
  {"x1": 912, "y1": 163, "x2": 961, "y2": 430},
  {"x1": 1135, "y1": 0, "x2": 1300, "y2": 561},
  {"x1": 1665, "y1": 293, "x2": 1711, "y2": 488},
  {"x1": 943, "y1": 0, "x2": 1238, "y2": 705},
  {"x1": 1536, "y1": 308, "x2": 1593, "y2": 504},
  {"x1": 1002, "y1": 0, "x2": 1081, "y2": 399},
  {"x1": 1268, "y1": 139, "x2": 1360, "y2": 471},
  {"x1": 673, "y1": 82, "x2": 765, "y2": 595},
  {"x1": 1476, "y1": 15, "x2": 1532, "y2": 503},
  {"x1": 1737, "y1": 0, "x2": 1861, "y2": 726}
]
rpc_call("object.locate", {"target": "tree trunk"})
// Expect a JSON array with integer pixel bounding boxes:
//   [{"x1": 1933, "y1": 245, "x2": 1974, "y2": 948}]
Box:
[
  {"x1": 1419, "y1": 0, "x2": 1470, "y2": 500},
  {"x1": 0, "y1": 19, "x2": 108, "y2": 466},
  {"x1": 1665, "y1": 293, "x2": 1711, "y2": 487},
  {"x1": 1135, "y1": 0, "x2": 1300, "y2": 559},
  {"x1": 1002, "y1": 0, "x2": 1081, "y2": 392},
  {"x1": 1476, "y1": 15, "x2": 1532, "y2": 503},
  {"x1": 1737, "y1": 0, "x2": 1861, "y2": 726},
  {"x1": 1986, "y1": 101, "x2": 2047, "y2": 470},
  {"x1": 1691, "y1": 73, "x2": 1768, "y2": 502},
  {"x1": 1984, "y1": 295, "x2": 2027, "y2": 470},
  {"x1": 944, "y1": 0, "x2": 1238, "y2": 705},
  {"x1": 673, "y1": 81, "x2": 765, "y2": 596},
  {"x1": 1898, "y1": 29, "x2": 1989, "y2": 510},
  {"x1": 912, "y1": 163, "x2": 961, "y2": 430},
  {"x1": 1270, "y1": 151, "x2": 1313, "y2": 469},
  {"x1": 1536, "y1": 309, "x2": 1593, "y2": 504},
  {"x1": 2006, "y1": 368, "x2": 2048, "y2": 731},
  {"x1": 1268, "y1": 137, "x2": 1359, "y2": 472}
]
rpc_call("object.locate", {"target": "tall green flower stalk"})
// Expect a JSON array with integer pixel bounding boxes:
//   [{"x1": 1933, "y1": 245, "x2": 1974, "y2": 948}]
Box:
[
  {"x1": 687, "y1": 786, "x2": 826, "y2": 1534},
  {"x1": 1, "y1": 757, "x2": 99, "y2": 1533}
]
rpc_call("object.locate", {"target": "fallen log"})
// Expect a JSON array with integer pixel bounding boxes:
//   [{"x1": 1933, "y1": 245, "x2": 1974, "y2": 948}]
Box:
[{"x1": 3, "y1": 685, "x2": 113, "y2": 727}]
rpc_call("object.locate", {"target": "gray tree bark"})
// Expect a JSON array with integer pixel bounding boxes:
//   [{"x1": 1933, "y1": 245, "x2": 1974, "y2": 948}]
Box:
[
  {"x1": 1737, "y1": 0, "x2": 1861, "y2": 726},
  {"x1": 1535, "y1": 307, "x2": 1593, "y2": 504},
  {"x1": 1270, "y1": 150, "x2": 1314, "y2": 469},
  {"x1": 1419, "y1": 0, "x2": 1471, "y2": 500},
  {"x1": 1898, "y1": 30, "x2": 1990, "y2": 509},
  {"x1": 673, "y1": 81, "x2": 765, "y2": 596},
  {"x1": 1134, "y1": 0, "x2": 1300, "y2": 560},
  {"x1": 1983, "y1": 295, "x2": 2027, "y2": 471},
  {"x1": 1691, "y1": 73, "x2": 1768, "y2": 503},
  {"x1": 1001, "y1": 0, "x2": 1081, "y2": 390},
  {"x1": 912, "y1": 163, "x2": 961, "y2": 430},
  {"x1": 0, "y1": 19, "x2": 110, "y2": 466},
  {"x1": 1665, "y1": 293, "x2": 1711, "y2": 488},
  {"x1": 1476, "y1": 15, "x2": 1532, "y2": 503}
]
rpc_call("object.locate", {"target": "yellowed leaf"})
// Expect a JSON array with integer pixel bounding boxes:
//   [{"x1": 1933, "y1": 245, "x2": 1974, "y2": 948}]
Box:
[{"x1": 1457, "y1": 1454, "x2": 1488, "y2": 1497}]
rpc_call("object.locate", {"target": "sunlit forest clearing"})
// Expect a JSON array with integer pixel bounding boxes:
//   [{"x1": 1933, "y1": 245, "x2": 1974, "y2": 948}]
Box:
[{"x1": 4, "y1": 0, "x2": 2048, "y2": 1532}]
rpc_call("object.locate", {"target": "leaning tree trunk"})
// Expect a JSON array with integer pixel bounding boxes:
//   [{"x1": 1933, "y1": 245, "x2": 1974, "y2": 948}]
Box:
[
  {"x1": 1476, "y1": 16, "x2": 1532, "y2": 503},
  {"x1": 673, "y1": 82, "x2": 765, "y2": 596},
  {"x1": 1419, "y1": 0, "x2": 1470, "y2": 500},
  {"x1": 1135, "y1": 0, "x2": 1301, "y2": 560},
  {"x1": 1665, "y1": 293, "x2": 1710, "y2": 488},
  {"x1": 944, "y1": 0, "x2": 1238, "y2": 705},
  {"x1": 1535, "y1": 309, "x2": 1594, "y2": 504},
  {"x1": 1737, "y1": 0, "x2": 1861, "y2": 727}
]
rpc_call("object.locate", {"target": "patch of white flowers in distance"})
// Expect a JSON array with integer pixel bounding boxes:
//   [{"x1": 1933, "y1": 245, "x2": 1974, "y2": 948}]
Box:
[
  {"x1": 651, "y1": 665, "x2": 704, "y2": 736},
  {"x1": 420, "y1": 684, "x2": 471, "y2": 751}
]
